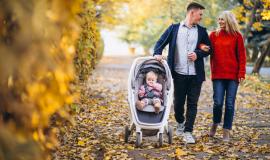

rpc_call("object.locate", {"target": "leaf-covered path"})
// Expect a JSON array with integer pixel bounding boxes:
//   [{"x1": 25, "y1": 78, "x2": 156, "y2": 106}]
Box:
[{"x1": 53, "y1": 56, "x2": 270, "y2": 160}]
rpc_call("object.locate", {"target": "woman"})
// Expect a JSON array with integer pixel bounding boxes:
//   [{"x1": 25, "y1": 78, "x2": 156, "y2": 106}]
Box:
[{"x1": 201, "y1": 11, "x2": 246, "y2": 142}]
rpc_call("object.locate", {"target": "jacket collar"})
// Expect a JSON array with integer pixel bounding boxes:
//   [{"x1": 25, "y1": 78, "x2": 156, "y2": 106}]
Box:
[{"x1": 180, "y1": 21, "x2": 197, "y2": 28}]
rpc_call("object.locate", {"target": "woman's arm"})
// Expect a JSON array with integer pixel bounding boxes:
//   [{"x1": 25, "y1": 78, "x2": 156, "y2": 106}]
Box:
[
  {"x1": 237, "y1": 33, "x2": 246, "y2": 80},
  {"x1": 194, "y1": 28, "x2": 212, "y2": 59}
]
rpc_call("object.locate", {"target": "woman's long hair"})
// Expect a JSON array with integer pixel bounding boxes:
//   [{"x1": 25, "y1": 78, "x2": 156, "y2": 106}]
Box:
[{"x1": 216, "y1": 11, "x2": 240, "y2": 35}]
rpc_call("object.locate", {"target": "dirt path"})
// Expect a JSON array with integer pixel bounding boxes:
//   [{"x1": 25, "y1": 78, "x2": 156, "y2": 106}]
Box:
[{"x1": 53, "y1": 55, "x2": 270, "y2": 160}]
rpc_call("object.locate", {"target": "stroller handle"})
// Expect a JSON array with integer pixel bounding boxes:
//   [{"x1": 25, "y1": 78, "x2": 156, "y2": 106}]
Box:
[{"x1": 132, "y1": 56, "x2": 165, "y2": 64}]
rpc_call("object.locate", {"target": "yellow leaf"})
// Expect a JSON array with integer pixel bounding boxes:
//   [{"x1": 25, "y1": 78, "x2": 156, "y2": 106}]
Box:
[
  {"x1": 96, "y1": 120, "x2": 103, "y2": 123},
  {"x1": 127, "y1": 146, "x2": 134, "y2": 150},
  {"x1": 33, "y1": 131, "x2": 39, "y2": 141},
  {"x1": 175, "y1": 148, "x2": 187, "y2": 156},
  {"x1": 78, "y1": 140, "x2": 85, "y2": 146}
]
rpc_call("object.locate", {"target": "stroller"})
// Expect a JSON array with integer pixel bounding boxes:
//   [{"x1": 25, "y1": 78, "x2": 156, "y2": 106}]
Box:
[{"x1": 124, "y1": 56, "x2": 174, "y2": 147}]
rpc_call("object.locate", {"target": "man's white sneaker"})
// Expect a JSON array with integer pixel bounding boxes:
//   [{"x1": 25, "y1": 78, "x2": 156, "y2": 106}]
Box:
[
  {"x1": 175, "y1": 122, "x2": 185, "y2": 136},
  {"x1": 183, "y1": 132, "x2": 195, "y2": 144}
]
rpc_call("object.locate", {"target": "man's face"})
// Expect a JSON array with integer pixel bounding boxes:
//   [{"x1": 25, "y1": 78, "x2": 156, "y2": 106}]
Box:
[{"x1": 191, "y1": 9, "x2": 203, "y2": 24}]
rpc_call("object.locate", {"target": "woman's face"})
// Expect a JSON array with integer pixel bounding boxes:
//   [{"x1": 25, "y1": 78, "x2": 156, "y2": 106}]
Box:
[{"x1": 218, "y1": 17, "x2": 226, "y2": 29}]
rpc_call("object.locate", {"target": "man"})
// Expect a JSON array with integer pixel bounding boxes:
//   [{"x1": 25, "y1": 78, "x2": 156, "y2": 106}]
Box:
[{"x1": 153, "y1": 2, "x2": 211, "y2": 143}]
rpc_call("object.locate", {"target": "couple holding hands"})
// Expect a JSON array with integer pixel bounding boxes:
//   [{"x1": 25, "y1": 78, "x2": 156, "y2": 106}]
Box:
[{"x1": 153, "y1": 2, "x2": 246, "y2": 143}]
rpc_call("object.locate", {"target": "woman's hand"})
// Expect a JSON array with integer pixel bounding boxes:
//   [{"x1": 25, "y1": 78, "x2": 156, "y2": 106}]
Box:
[
  {"x1": 199, "y1": 44, "x2": 210, "y2": 52},
  {"x1": 238, "y1": 77, "x2": 244, "y2": 83}
]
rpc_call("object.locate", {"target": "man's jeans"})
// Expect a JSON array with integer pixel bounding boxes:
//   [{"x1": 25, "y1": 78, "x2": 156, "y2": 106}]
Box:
[
  {"x1": 212, "y1": 79, "x2": 239, "y2": 130},
  {"x1": 173, "y1": 72, "x2": 202, "y2": 132}
]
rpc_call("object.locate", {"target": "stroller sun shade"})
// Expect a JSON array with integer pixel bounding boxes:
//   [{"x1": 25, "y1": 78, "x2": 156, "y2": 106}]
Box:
[
  {"x1": 138, "y1": 61, "x2": 166, "y2": 75},
  {"x1": 132, "y1": 59, "x2": 171, "y2": 90},
  {"x1": 135, "y1": 60, "x2": 166, "y2": 79}
]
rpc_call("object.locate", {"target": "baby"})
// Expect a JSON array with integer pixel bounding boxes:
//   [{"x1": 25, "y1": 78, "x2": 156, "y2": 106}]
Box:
[{"x1": 136, "y1": 71, "x2": 162, "y2": 113}]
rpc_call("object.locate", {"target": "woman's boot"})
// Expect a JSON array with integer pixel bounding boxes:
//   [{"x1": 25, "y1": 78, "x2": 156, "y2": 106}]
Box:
[
  {"x1": 223, "y1": 129, "x2": 230, "y2": 142},
  {"x1": 209, "y1": 123, "x2": 218, "y2": 137}
]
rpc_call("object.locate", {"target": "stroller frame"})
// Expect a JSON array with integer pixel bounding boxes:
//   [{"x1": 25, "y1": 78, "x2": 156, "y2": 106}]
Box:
[{"x1": 125, "y1": 56, "x2": 174, "y2": 147}]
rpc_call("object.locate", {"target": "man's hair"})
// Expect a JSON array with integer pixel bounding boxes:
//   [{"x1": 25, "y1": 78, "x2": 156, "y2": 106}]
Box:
[{"x1": 187, "y1": 2, "x2": 205, "y2": 12}]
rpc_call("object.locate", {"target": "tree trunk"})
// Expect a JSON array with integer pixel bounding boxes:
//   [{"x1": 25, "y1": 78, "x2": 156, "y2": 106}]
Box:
[
  {"x1": 251, "y1": 46, "x2": 259, "y2": 62},
  {"x1": 252, "y1": 41, "x2": 270, "y2": 73}
]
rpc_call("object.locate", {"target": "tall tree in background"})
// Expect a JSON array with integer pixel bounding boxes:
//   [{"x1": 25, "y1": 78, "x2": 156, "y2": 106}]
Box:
[{"x1": 233, "y1": 0, "x2": 270, "y2": 73}]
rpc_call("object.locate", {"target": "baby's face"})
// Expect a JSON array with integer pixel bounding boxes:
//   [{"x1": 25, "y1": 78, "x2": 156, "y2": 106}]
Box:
[{"x1": 146, "y1": 75, "x2": 157, "y2": 86}]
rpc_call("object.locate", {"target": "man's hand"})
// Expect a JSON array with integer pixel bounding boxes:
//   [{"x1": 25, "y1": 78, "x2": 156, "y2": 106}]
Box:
[
  {"x1": 188, "y1": 52, "x2": 197, "y2": 61},
  {"x1": 154, "y1": 55, "x2": 164, "y2": 62}
]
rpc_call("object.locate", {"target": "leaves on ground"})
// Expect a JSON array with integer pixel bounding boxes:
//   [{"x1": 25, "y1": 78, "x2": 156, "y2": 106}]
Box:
[{"x1": 52, "y1": 57, "x2": 270, "y2": 159}]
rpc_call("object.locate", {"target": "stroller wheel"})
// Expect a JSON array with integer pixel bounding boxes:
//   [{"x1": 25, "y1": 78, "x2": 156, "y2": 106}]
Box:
[
  {"x1": 158, "y1": 133, "x2": 163, "y2": 147},
  {"x1": 124, "y1": 126, "x2": 131, "y2": 143},
  {"x1": 135, "y1": 132, "x2": 141, "y2": 147},
  {"x1": 167, "y1": 126, "x2": 173, "y2": 144}
]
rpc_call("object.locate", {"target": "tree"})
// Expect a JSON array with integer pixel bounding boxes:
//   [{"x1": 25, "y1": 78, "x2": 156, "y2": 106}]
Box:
[
  {"x1": 74, "y1": 1, "x2": 101, "y2": 81},
  {"x1": 0, "y1": 0, "x2": 82, "y2": 158},
  {"x1": 232, "y1": 0, "x2": 270, "y2": 73}
]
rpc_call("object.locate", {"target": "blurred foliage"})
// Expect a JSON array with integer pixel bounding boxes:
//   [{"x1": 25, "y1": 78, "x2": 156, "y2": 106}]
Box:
[
  {"x1": 93, "y1": 0, "x2": 129, "y2": 29},
  {"x1": 232, "y1": 0, "x2": 270, "y2": 35},
  {"x1": 232, "y1": 0, "x2": 270, "y2": 72},
  {"x1": 74, "y1": 1, "x2": 101, "y2": 81},
  {"x1": 118, "y1": 0, "x2": 269, "y2": 71},
  {"x1": 118, "y1": 0, "x2": 232, "y2": 54},
  {"x1": 0, "y1": 0, "x2": 82, "y2": 159},
  {"x1": 74, "y1": 0, "x2": 127, "y2": 81}
]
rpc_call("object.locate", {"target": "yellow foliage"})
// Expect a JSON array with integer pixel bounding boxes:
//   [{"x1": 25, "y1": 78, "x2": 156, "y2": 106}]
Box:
[
  {"x1": 232, "y1": 6, "x2": 247, "y2": 23},
  {"x1": 0, "y1": 0, "x2": 83, "y2": 158},
  {"x1": 262, "y1": 0, "x2": 270, "y2": 8},
  {"x1": 233, "y1": 0, "x2": 269, "y2": 32},
  {"x1": 262, "y1": 0, "x2": 270, "y2": 20},
  {"x1": 261, "y1": 10, "x2": 270, "y2": 20},
  {"x1": 252, "y1": 22, "x2": 263, "y2": 31},
  {"x1": 74, "y1": 1, "x2": 103, "y2": 81}
]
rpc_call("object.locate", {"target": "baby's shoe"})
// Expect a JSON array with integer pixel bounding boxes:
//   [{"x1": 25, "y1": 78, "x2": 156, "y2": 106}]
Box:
[
  {"x1": 154, "y1": 103, "x2": 161, "y2": 114},
  {"x1": 136, "y1": 101, "x2": 145, "y2": 110}
]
